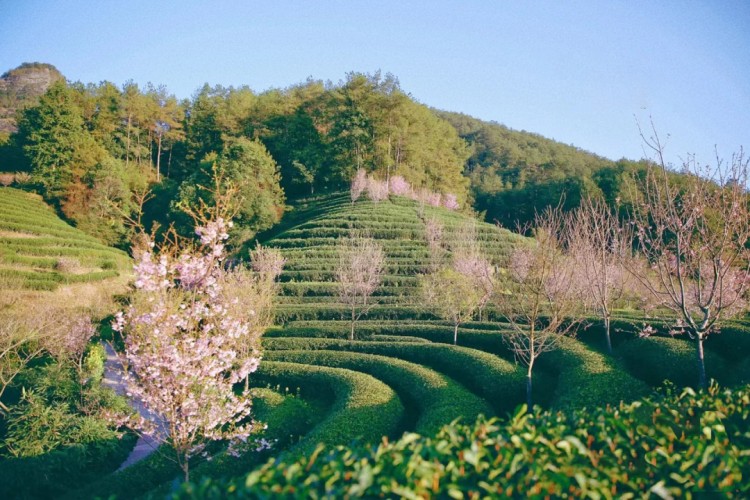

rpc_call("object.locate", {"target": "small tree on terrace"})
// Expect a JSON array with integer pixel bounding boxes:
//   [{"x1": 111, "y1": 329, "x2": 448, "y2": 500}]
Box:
[
  {"x1": 336, "y1": 234, "x2": 385, "y2": 340},
  {"x1": 569, "y1": 197, "x2": 632, "y2": 354},
  {"x1": 450, "y1": 221, "x2": 495, "y2": 321},
  {"x1": 111, "y1": 189, "x2": 266, "y2": 482},
  {"x1": 497, "y1": 208, "x2": 583, "y2": 411},
  {"x1": 627, "y1": 128, "x2": 750, "y2": 389},
  {"x1": 421, "y1": 267, "x2": 482, "y2": 345},
  {"x1": 351, "y1": 168, "x2": 367, "y2": 203}
]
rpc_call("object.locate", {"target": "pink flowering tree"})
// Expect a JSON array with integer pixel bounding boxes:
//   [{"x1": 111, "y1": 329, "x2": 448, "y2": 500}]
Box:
[
  {"x1": 443, "y1": 193, "x2": 460, "y2": 210},
  {"x1": 45, "y1": 313, "x2": 98, "y2": 390},
  {"x1": 350, "y1": 168, "x2": 368, "y2": 203},
  {"x1": 112, "y1": 217, "x2": 261, "y2": 482},
  {"x1": 366, "y1": 177, "x2": 390, "y2": 202},
  {"x1": 336, "y1": 235, "x2": 385, "y2": 340},
  {"x1": 496, "y1": 208, "x2": 583, "y2": 411},
  {"x1": 568, "y1": 197, "x2": 632, "y2": 354},
  {"x1": 389, "y1": 175, "x2": 411, "y2": 196}
]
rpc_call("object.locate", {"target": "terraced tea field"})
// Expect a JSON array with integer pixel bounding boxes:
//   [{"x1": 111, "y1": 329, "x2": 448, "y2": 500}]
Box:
[
  {"x1": 15, "y1": 190, "x2": 749, "y2": 498},
  {"x1": 249, "y1": 192, "x2": 750, "y2": 457},
  {"x1": 0, "y1": 187, "x2": 130, "y2": 291}
]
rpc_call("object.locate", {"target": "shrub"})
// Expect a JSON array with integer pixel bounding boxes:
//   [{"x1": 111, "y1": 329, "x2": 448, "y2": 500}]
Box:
[
  {"x1": 265, "y1": 350, "x2": 492, "y2": 434},
  {"x1": 617, "y1": 336, "x2": 730, "y2": 388},
  {"x1": 253, "y1": 361, "x2": 404, "y2": 455},
  {"x1": 180, "y1": 383, "x2": 750, "y2": 499},
  {"x1": 263, "y1": 338, "x2": 525, "y2": 414}
]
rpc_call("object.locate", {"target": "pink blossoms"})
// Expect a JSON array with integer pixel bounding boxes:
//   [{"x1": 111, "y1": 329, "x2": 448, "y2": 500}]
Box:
[{"x1": 113, "y1": 218, "x2": 260, "y2": 481}]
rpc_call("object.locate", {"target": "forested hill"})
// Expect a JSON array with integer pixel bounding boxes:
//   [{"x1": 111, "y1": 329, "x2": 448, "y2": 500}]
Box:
[
  {"x1": 0, "y1": 62, "x2": 648, "y2": 245},
  {"x1": 437, "y1": 111, "x2": 647, "y2": 228}
]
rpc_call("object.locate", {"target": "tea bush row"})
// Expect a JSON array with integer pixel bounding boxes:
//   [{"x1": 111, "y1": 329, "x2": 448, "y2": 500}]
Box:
[
  {"x1": 264, "y1": 349, "x2": 492, "y2": 434},
  {"x1": 253, "y1": 361, "x2": 404, "y2": 455},
  {"x1": 181, "y1": 382, "x2": 750, "y2": 499},
  {"x1": 262, "y1": 338, "x2": 525, "y2": 414}
]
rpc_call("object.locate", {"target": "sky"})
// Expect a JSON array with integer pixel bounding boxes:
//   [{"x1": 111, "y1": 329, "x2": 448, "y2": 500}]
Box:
[{"x1": 1, "y1": 0, "x2": 748, "y2": 165}]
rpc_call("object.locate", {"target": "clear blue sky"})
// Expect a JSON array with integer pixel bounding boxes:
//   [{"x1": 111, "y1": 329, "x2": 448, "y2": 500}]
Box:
[{"x1": 1, "y1": 0, "x2": 748, "y2": 165}]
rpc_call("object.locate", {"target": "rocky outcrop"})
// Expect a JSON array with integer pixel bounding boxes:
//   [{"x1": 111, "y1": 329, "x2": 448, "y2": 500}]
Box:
[{"x1": 0, "y1": 62, "x2": 64, "y2": 134}]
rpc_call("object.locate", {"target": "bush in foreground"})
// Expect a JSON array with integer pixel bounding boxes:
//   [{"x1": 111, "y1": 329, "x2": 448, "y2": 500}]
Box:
[{"x1": 180, "y1": 382, "x2": 750, "y2": 499}]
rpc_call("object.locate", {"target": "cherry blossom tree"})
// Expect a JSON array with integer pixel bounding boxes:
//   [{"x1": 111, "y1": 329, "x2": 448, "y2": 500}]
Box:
[
  {"x1": 443, "y1": 193, "x2": 460, "y2": 210},
  {"x1": 112, "y1": 216, "x2": 261, "y2": 482},
  {"x1": 424, "y1": 217, "x2": 446, "y2": 273},
  {"x1": 497, "y1": 208, "x2": 583, "y2": 411},
  {"x1": 421, "y1": 267, "x2": 482, "y2": 345},
  {"x1": 389, "y1": 175, "x2": 411, "y2": 196},
  {"x1": 45, "y1": 313, "x2": 97, "y2": 388},
  {"x1": 367, "y1": 177, "x2": 390, "y2": 202},
  {"x1": 627, "y1": 126, "x2": 750, "y2": 388},
  {"x1": 450, "y1": 222, "x2": 495, "y2": 320},
  {"x1": 350, "y1": 168, "x2": 368, "y2": 203},
  {"x1": 569, "y1": 197, "x2": 632, "y2": 354},
  {"x1": 336, "y1": 235, "x2": 385, "y2": 340}
]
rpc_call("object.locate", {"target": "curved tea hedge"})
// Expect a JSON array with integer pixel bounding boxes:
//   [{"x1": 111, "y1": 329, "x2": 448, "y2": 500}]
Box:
[
  {"x1": 264, "y1": 349, "x2": 492, "y2": 434},
  {"x1": 253, "y1": 361, "x2": 404, "y2": 455}
]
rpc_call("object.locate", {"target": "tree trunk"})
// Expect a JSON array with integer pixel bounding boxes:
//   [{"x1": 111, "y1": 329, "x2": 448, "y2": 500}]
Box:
[
  {"x1": 526, "y1": 366, "x2": 533, "y2": 412},
  {"x1": 696, "y1": 335, "x2": 707, "y2": 389},
  {"x1": 350, "y1": 308, "x2": 356, "y2": 341},
  {"x1": 156, "y1": 134, "x2": 162, "y2": 182},
  {"x1": 125, "y1": 115, "x2": 132, "y2": 168},
  {"x1": 167, "y1": 147, "x2": 173, "y2": 178},
  {"x1": 604, "y1": 315, "x2": 612, "y2": 355},
  {"x1": 453, "y1": 323, "x2": 459, "y2": 345}
]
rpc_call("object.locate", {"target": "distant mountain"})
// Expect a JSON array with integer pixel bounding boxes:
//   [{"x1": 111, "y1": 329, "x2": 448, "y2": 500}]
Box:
[{"x1": 0, "y1": 62, "x2": 64, "y2": 135}]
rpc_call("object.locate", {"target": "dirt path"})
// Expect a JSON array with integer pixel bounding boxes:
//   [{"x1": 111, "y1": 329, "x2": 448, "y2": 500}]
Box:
[{"x1": 102, "y1": 342, "x2": 167, "y2": 470}]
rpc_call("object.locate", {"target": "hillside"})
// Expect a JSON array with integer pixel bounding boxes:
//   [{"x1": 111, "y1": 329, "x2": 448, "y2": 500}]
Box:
[
  {"x1": 259, "y1": 190, "x2": 749, "y2": 427},
  {"x1": 437, "y1": 110, "x2": 649, "y2": 227},
  {"x1": 0, "y1": 187, "x2": 130, "y2": 291},
  {"x1": 20, "y1": 190, "x2": 750, "y2": 498}
]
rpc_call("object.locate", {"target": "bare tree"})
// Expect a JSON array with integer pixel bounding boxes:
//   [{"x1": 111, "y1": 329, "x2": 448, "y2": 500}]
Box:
[
  {"x1": 569, "y1": 197, "x2": 632, "y2": 353},
  {"x1": 0, "y1": 315, "x2": 44, "y2": 416},
  {"x1": 627, "y1": 125, "x2": 750, "y2": 389},
  {"x1": 421, "y1": 267, "x2": 482, "y2": 345},
  {"x1": 497, "y1": 208, "x2": 583, "y2": 411},
  {"x1": 336, "y1": 234, "x2": 385, "y2": 340}
]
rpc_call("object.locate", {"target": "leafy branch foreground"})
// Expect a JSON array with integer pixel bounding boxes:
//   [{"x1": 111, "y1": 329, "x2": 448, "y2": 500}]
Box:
[{"x1": 182, "y1": 382, "x2": 750, "y2": 499}]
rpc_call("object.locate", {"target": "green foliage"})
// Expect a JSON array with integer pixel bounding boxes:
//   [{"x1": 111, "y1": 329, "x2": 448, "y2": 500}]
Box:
[
  {"x1": 0, "y1": 434, "x2": 135, "y2": 499},
  {"x1": 2, "y1": 389, "x2": 119, "y2": 458},
  {"x1": 0, "y1": 187, "x2": 128, "y2": 290},
  {"x1": 253, "y1": 361, "x2": 404, "y2": 456},
  {"x1": 542, "y1": 336, "x2": 650, "y2": 409},
  {"x1": 439, "y1": 110, "x2": 651, "y2": 227},
  {"x1": 264, "y1": 349, "x2": 492, "y2": 434},
  {"x1": 175, "y1": 137, "x2": 285, "y2": 243},
  {"x1": 263, "y1": 337, "x2": 525, "y2": 415},
  {"x1": 618, "y1": 337, "x2": 730, "y2": 388},
  {"x1": 181, "y1": 383, "x2": 750, "y2": 498}
]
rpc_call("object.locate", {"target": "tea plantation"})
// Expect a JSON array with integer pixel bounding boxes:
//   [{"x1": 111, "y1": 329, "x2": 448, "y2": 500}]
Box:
[
  {"x1": 5, "y1": 190, "x2": 750, "y2": 498},
  {"x1": 0, "y1": 187, "x2": 130, "y2": 290}
]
